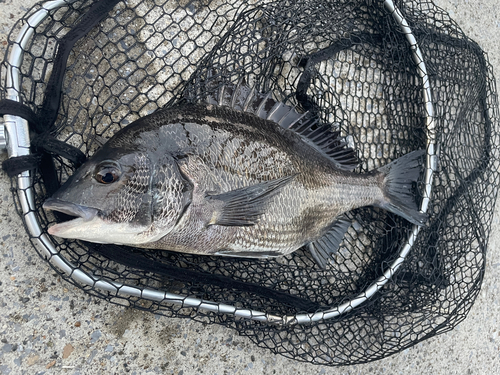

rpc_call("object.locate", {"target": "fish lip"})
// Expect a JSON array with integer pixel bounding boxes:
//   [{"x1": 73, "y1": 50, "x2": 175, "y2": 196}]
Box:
[{"x1": 43, "y1": 198, "x2": 99, "y2": 222}]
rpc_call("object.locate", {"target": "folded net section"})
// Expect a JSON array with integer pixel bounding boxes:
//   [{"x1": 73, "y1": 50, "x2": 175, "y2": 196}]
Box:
[{"x1": 2, "y1": 0, "x2": 498, "y2": 365}]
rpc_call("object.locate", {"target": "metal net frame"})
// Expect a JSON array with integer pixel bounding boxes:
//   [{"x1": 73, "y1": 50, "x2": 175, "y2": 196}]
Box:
[{"x1": 1, "y1": 0, "x2": 498, "y2": 366}]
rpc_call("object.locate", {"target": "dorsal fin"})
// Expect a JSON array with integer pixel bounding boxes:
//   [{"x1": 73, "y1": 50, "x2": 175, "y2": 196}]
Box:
[{"x1": 205, "y1": 81, "x2": 358, "y2": 171}]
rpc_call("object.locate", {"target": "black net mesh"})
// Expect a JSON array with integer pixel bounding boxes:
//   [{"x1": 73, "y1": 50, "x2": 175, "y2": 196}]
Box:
[{"x1": 1, "y1": 0, "x2": 499, "y2": 366}]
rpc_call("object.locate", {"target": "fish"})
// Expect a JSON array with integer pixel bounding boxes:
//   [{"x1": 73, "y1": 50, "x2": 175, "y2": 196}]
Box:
[{"x1": 43, "y1": 82, "x2": 427, "y2": 268}]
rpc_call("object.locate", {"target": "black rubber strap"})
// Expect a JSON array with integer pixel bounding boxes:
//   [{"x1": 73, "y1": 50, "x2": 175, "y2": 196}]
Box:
[
  {"x1": 2, "y1": 155, "x2": 41, "y2": 177},
  {"x1": 32, "y1": 136, "x2": 86, "y2": 167},
  {"x1": 0, "y1": 99, "x2": 85, "y2": 167},
  {"x1": 0, "y1": 99, "x2": 42, "y2": 132},
  {"x1": 2, "y1": 134, "x2": 86, "y2": 176}
]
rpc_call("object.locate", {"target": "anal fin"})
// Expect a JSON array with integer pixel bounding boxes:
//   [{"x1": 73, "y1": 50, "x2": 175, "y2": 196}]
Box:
[{"x1": 307, "y1": 217, "x2": 351, "y2": 269}]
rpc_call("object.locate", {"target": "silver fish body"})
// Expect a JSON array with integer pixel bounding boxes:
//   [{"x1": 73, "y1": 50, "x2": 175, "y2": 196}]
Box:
[{"x1": 44, "y1": 85, "x2": 426, "y2": 268}]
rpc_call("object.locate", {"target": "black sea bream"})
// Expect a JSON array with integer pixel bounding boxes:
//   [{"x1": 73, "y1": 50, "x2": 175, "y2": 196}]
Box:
[{"x1": 43, "y1": 83, "x2": 426, "y2": 268}]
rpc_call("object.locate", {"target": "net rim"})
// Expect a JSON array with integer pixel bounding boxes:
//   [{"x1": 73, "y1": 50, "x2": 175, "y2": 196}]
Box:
[{"x1": 3, "y1": 0, "x2": 436, "y2": 325}]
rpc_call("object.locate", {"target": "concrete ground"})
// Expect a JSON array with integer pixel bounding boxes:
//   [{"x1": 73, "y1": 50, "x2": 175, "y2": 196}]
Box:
[{"x1": 0, "y1": 0, "x2": 499, "y2": 374}]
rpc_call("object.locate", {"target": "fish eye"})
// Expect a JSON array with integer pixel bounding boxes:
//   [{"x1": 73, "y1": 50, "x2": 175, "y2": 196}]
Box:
[{"x1": 94, "y1": 163, "x2": 121, "y2": 184}]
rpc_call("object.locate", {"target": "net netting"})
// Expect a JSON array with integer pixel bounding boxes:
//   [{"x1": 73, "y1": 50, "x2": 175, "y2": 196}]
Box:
[{"x1": 1, "y1": 0, "x2": 498, "y2": 366}]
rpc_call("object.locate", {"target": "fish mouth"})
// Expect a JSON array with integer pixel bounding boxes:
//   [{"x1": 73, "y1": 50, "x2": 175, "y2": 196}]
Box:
[
  {"x1": 43, "y1": 198, "x2": 99, "y2": 221},
  {"x1": 43, "y1": 198, "x2": 100, "y2": 237},
  {"x1": 43, "y1": 198, "x2": 150, "y2": 244}
]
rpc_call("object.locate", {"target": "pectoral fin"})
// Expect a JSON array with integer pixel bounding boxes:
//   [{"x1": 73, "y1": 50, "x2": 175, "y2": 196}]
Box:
[
  {"x1": 307, "y1": 217, "x2": 351, "y2": 269},
  {"x1": 207, "y1": 175, "x2": 295, "y2": 227}
]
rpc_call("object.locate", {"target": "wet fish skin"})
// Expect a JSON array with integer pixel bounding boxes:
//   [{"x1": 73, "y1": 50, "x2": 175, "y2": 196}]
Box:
[{"x1": 43, "y1": 93, "x2": 426, "y2": 267}]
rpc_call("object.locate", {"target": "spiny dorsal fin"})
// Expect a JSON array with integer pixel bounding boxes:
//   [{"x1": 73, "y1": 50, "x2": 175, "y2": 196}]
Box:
[{"x1": 205, "y1": 81, "x2": 358, "y2": 171}]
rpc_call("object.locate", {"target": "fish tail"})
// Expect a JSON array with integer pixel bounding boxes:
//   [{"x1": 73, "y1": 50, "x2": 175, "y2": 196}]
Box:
[{"x1": 376, "y1": 150, "x2": 427, "y2": 226}]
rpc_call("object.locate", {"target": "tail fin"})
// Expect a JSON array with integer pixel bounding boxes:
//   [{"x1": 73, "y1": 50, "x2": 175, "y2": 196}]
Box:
[{"x1": 376, "y1": 150, "x2": 427, "y2": 226}]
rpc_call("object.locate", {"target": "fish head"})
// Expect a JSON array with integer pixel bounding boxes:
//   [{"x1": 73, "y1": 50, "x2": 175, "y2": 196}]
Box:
[{"x1": 43, "y1": 142, "x2": 192, "y2": 246}]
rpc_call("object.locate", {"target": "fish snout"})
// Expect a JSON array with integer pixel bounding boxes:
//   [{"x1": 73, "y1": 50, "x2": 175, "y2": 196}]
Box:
[{"x1": 43, "y1": 198, "x2": 99, "y2": 222}]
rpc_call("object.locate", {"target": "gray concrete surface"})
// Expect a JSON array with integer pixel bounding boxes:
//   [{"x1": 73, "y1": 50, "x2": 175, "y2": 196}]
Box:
[{"x1": 0, "y1": 0, "x2": 499, "y2": 374}]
